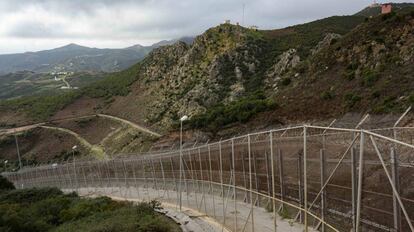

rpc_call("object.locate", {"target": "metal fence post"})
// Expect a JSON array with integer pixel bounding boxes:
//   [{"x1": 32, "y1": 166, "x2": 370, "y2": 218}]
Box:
[
  {"x1": 351, "y1": 132, "x2": 357, "y2": 232},
  {"x1": 132, "y1": 160, "x2": 140, "y2": 199},
  {"x1": 356, "y1": 131, "x2": 364, "y2": 232},
  {"x1": 320, "y1": 148, "x2": 326, "y2": 232},
  {"x1": 207, "y1": 144, "x2": 216, "y2": 218},
  {"x1": 370, "y1": 135, "x2": 414, "y2": 231},
  {"x1": 392, "y1": 127, "x2": 402, "y2": 231},
  {"x1": 248, "y1": 134, "x2": 255, "y2": 232},
  {"x1": 231, "y1": 138, "x2": 238, "y2": 232},
  {"x1": 303, "y1": 126, "x2": 308, "y2": 232},
  {"x1": 278, "y1": 149, "x2": 285, "y2": 213},
  {"x1": 198, "y1": 147, "x2": 207, "y2": 214},
  {"x1": 219, "y1": 142, "x2": 225, "y2": 230},
  {"x1": 390, "y1": 146, "x2": 401, "y2": 231},
  {"x1": 297, "y1": 152, "x2": 304, "y2": 223},
  {"x1": 270, "y1": 132, "x2": 277, "y2": 232},
  {"x1": 159, "y1": 157, "x2": 167, "y2": 199}
]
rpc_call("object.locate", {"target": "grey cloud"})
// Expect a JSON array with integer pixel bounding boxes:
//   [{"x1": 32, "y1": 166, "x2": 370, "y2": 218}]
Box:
[{"x1": 0, "y1": 0, "x2": 413, "y2": 53}]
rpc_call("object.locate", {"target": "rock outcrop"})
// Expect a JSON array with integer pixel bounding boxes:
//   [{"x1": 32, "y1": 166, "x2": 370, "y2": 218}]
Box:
[{"x1": 310, "y1": 33, "x2": 342, "y2": 55}]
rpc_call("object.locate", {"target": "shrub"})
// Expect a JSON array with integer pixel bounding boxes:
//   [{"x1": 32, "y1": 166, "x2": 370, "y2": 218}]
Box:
[
  {"x1": 409, "y1": 93, "x2": 414, "y2": 104},
  {"x1": 0, "y1": 187, "x2": 63, "y2": 204},
  {"x1": 373, "y1": 96, "x2": 398, "y2": 113},
  {"x1": 0, "y1": 175, "x2": 15, "y2": 191},
  {"x1": 0, "y1": 188, "x2": 179, "y2": 232},
  {"x1": 280, "y1": 78, "x2": 292, "y2": 86},
  {"x1": 343, "y1": 70, "x2": 355, "y2": 81},
  {"x1": 361, "y1": 68, "x2": 380, "y2": 87},
  {"x1": 188, "y1": 92, "x2": 277, "y2": 132},
  {"x1": 344, "y1": 93, "x2": 362, "y2": 108},
  {"x1": 321, "y1": 90, "x2": 334, "y2": 100}
]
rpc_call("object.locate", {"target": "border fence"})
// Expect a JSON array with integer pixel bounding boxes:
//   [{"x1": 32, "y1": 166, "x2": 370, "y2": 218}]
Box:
[{"x1": 4, "y1": 123, "x2": 414, "y2": 232}]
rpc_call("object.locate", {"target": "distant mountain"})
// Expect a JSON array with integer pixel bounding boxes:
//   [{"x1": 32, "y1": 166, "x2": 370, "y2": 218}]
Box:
[{"x1": 0, "y1": 38, "x2": 194, "y2": 74}]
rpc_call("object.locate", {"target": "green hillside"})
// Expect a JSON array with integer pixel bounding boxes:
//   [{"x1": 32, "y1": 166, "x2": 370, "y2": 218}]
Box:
[{"x1": 0, "y1": 15, "x2": 365, "y2": 124}]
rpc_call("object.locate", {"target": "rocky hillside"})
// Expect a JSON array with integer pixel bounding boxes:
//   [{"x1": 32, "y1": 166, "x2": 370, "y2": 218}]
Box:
[
  {"x1": 1, "y1": 6, "x2": 414, "y2": 164},
  {"x1": 77, "y1": 15, "x2": 366, "y2": 132},
  {"x1": 270, "y1": 10, "x2": 414, "y2": 120},
  {"x1": 0, "y1": 15, "x2": 366, "y2": 127}
]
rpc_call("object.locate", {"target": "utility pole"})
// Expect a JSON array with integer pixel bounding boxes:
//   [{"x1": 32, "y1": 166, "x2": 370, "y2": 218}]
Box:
[
  {"x1": 179, "y1": 115, "x2": 188, "y2": 211},
  {"x1": 242, "y1": 3, "x2": 245, "y2": 27},
  {"x1": 72, "y1": 145, "x2": 78, "y2": 191},
  {"x1": 14, "y1": 134, "x2": 22, "y2": 170},
  {"x1": 3, "y1": 160, "x2": 7, "y2": 172}
]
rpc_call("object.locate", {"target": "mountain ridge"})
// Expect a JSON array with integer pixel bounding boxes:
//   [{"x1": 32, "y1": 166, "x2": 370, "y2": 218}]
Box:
[{"x1": 0, "y1": 38, "x2": 194, "y2": 74}]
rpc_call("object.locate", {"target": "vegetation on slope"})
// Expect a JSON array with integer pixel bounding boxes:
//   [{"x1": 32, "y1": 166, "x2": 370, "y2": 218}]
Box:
[
  {"x1": 274, "y1": 9, "x2": 414, "y2": 118},
  {"x1": 188, "y1": 91, "x2": 277, "y2": 132},
  {"x1": 0, "y1": 14, "x2": 366, "y2": 126},
  {"x1": 0, "y1": 63, "x2": 142, "y2": 120},
  {"x1": 0, "y1": 91, "x2": 81, "y2": 120},
  {"x1": 0, "y1": 182, "x2": 180, "y2": 232},
  {"x1": 0, "y1": 72, "x2": 107, "y2": 100},
  {"x1": 2, "y1": 5, "x2": 414, "y2": 134},
  {"x1": 262, "y1": 15, "x2": 365, "y2": 59},
  {"x1": 0, "y1": 175, "x2": 14, "y2": 191}
]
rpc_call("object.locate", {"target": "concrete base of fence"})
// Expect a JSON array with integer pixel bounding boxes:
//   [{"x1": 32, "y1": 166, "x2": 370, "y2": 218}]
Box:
[{"x1": 64, "y1": 186, "x2": 315, "y2": 232}]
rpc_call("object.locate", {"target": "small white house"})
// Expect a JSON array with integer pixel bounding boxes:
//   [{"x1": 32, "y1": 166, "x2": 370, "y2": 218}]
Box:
[{"x1": 249, "y1": 25, "x2": 259, "y2": 31}]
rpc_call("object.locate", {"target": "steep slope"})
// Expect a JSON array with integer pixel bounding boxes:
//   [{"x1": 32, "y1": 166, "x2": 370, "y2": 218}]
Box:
[
  {"x1": 82, "y1": 15, "x2": 365, "y2": 132},
  {"x1": 0, "y1": 15, "x2": 365, "y2": 128},
  {"x1": 2, "y1": 8, "x2": 414, "y2": 161},
  {"x1": 270, "y1": 10, "x2": 414, "y2": 120}
]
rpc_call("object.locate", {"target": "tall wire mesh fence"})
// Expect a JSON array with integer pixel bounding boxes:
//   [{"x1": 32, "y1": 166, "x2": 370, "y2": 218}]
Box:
[{"x1": 4, "y1": 125, "x2": 414, "y2": 232}]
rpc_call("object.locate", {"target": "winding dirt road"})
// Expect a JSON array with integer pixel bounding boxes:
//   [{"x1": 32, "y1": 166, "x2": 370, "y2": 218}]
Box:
[{"x1": 0, "y1": 114, "x2": 161, "y2": 137}]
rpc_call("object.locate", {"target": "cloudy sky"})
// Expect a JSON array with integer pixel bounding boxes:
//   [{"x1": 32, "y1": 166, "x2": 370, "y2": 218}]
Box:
[{"x1": 0, "y1": 0, "x2": 411, "y2": 54}]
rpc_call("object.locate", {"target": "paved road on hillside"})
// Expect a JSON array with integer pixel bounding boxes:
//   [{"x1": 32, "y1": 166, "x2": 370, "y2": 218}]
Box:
[{"x1": 0, "y1": 114, "x2": 161, "y2": 137}]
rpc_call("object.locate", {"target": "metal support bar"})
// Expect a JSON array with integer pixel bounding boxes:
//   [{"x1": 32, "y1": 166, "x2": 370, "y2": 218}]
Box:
[
  {"x1": 320, "y1": 149, "x2": 326, "y2": 232},
  {"x1": 248, "y1": 134, "x2": 255, "y2": 232},
  {"x1": 356, "y1": 132, "x2": 364, "y2": 232},
  {"x1": 278, "y1": 149, "x2": 285, "y2": 213},
  {"x1": 270, "y1": 132, "x2": 277, "y2": 232},
  {"x1": 303, "y1": 126, "x2": 308, "y2": 232},
  {"x1": 370, "y1": 136, "x2": 414, "y2": 231}
]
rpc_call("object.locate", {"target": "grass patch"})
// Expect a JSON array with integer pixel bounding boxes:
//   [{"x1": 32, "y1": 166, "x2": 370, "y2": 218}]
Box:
[{"x1": 0, "y1": 91, "x2": 81, "y2": 120}]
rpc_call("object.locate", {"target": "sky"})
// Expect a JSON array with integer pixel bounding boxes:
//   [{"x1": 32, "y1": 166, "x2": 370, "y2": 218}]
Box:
[{"x1": 0, "y1": 0, "x2": 411, "y2": 54}]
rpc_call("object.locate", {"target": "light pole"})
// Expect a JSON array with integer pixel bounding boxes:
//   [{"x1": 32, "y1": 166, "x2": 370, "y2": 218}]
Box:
[
  {"x1": 179, "y1": 115, "x2": 188, "y2": 211},
  {"x1": 3, "y1": 160, "x2": 7, "y2": 172},
  {"x1": 14, "y1": 135, "x2": 22, "y2": 170},
  {"x1": 72, "y1": 145, "x2": 78, "y2": 192}
]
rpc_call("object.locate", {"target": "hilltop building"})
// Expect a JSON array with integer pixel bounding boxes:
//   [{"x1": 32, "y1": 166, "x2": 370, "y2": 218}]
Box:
[
  {"x1": 369, "y1": 0, "x2": 380, "y2": 7},
  {"x1": 381, "y1": 3, "x2": 392, "y2": 14}
]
